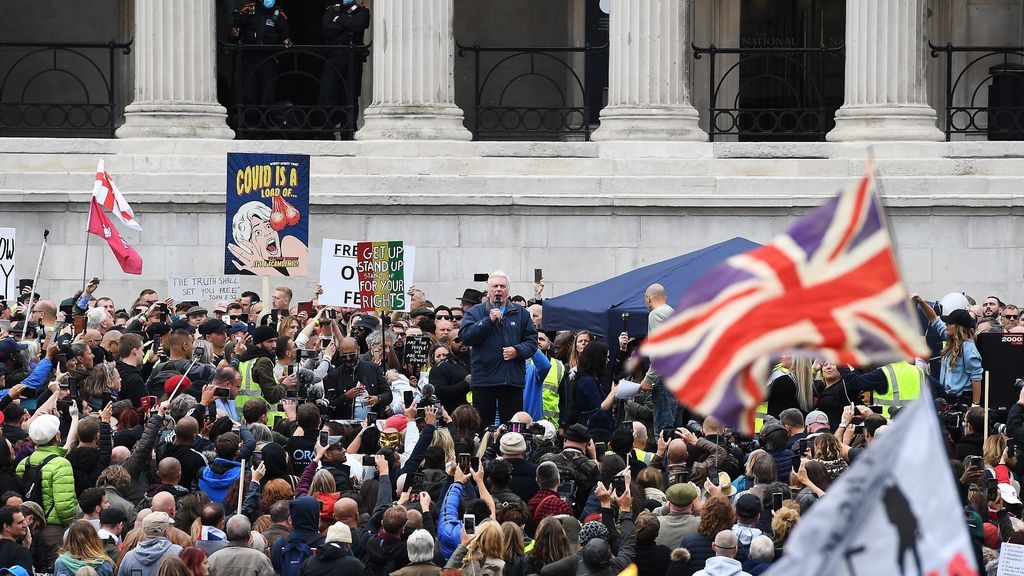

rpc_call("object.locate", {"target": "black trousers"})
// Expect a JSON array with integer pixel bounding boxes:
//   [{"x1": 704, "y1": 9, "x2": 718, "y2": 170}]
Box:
[{"x1": 472, "y1": 384, "x2": 523, "y2": 433}]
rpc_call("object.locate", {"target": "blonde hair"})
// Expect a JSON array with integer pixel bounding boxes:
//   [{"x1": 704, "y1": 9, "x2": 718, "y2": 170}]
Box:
[
  {"x1": 462, "y1": 521, "x2": 504, "y2": 567},
  {"x1": 942, "y1": 323, "x2": 974, "y2": 370},
  {"x1": 984, "y1": 434, "x2": 1008, "y2": 469},
  {"x1": 310, "y1": 469, "x2": 336, "y2": 496},
  {"x1": 61, "y1": 520, "x2": 112, "y2": 565},
  {"x1": 431, "y1": 427, "x2": 456, "y2": 466},
  {"x1": 789, "y1": 356, "x2": 815, "y2": 413},
  {"x1": 771, "y1": 507, "x2": 800, "y2": 548}
]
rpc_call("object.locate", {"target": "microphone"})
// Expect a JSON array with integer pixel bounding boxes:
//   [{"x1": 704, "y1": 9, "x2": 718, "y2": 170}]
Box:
[{"x1": 493, "y1": 295, "x2": 503, "y2": 324}]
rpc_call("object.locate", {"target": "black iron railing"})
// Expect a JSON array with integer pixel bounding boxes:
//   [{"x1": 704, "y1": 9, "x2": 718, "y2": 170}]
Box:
[
  {"x1": 693, "y1": 43, "x2": 844, "y2": 142},
  {"x1": 930, "y1": 44, "x2": 1024, "y2": 141},
  {"x1": 0, "y1": 40, "x2": 132, "y2": 138},
  {"x1": 220, "y1": 43, "x2": 369, "y2": 140},
  {"x1": 456, "y1": 43, "x2": 607, "y2": 141}
]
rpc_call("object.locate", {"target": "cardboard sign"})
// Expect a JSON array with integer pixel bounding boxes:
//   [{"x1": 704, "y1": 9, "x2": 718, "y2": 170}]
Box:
[
  {"x1": 0, "y1": 228, "x2": 13, "y2": 305},
  {"x1": 168, "y1": 275, "x2": 241, "y2": 305},
  {"x1": 319, "y1": 239, "x2": 417, "y2": 312},
  {"x1": 403, "y1": 335, "x2": 432, "y2": 365},
  {"x1": 999, "y1": 542, "x2": 1024, "y2": 575},
  {"x1": 224, "y1": 153, "x2": 310, "y2": 276}
]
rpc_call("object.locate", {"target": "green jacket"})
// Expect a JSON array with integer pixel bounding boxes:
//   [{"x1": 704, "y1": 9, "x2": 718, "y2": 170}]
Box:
[
  {"x1": 241, "y1": 356, "x2": 286, "y2": 405},
  {"x1": 17, "y1": 445, "x2": 77, "y2": 527}
]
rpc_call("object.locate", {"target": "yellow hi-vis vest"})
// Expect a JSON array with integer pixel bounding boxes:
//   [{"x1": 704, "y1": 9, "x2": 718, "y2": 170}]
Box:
[
  {"x1": 755, "y1": 363, "x2": 789, "y2": 432},
  {"x1": 541, "y1": 359, "x2": 565, "y2": 426},
  {"x1": 236, "y1": 358, "x2": 285, "y2": 426},
  {"x1": 877, "y1": 362, "x2": 925, "y2": 418}
]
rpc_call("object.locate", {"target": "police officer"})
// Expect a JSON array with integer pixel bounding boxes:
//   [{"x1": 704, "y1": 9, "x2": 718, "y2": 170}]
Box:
[
  {"x1": 231, "y1": 0, "x2": 294, "y2": 107},
  {"x1": 318, "y1": 0, "x2": 371, "y2": 133}
]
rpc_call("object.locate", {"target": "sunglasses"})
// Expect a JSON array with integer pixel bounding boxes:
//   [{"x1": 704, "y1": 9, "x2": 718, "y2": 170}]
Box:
[
  {"x1": 1004, "y1": 314, "x2": 1019, "y2": 320},
  {"x1": 435, "y1": 314, "x2": 451, "y2": 320}
]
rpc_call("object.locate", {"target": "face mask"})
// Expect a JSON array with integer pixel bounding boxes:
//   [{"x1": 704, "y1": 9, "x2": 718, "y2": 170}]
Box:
[
  {"x1": 263, "y1": 0, "x2": 275, "y2": 9},
  {"x1": 380, "y1": 432, "x2": 401, "y2": 449}
]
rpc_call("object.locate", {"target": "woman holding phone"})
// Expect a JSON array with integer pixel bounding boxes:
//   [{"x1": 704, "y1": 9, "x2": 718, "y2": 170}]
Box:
[{"x1": 912, "y1": 294, "x2": 982, "y2": 405}]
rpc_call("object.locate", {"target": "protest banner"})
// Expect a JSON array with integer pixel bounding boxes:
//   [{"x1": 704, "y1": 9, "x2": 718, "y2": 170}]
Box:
[
  {"x1": 765, "y1": 386, "x2": 978, "y2": 576},
  {"x1": 403, "y1": 335, "x2": 432, "y2": 365},
  {"x1": 224, "y1": 153, "x2": 309, "y2": 276},
  {"x1": 0, "y1": 228, "x2": 13, "y2": 305},
  {"x1": 168, "y1": 275, "x2": 242, "y2": 305},
  {"x1": 319, "y1": 239, "x2": 417, "y2": 312},
  {"x1": 999, "y1": 542, "x2": 1024, "y2": 576}
]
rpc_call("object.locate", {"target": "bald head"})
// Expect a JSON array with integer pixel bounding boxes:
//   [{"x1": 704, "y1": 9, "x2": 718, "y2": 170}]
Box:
[
  {"x1": 406, "y1": 509, "x2": 423, "y2": 530},
  {"x1": 702, "y1": 415, "x2": 725, "y2": 436},
  {"x1": 713, "y1": 530, "x2": 739, "y2": 558},
  {"x1": 334, "y1": 498, "x2": 359, "y2": 529},
  {"x1": 645, "y1": 283, "x2": 667, "y2": 305},
  {"x1": 667, "y1": 439, "x2": 688, "y2": 465},
  {"x1": 512, "y1": 412, "x2": 533, "y2": 425},
  {"x1": 157, "y1": 457, "x2": 181, "y2": 484},
  {"x1": 35, "y1": 300, "x2": 56, "y2": 318},
  {"x1": 339, "y1": 337, "x2": 359, "y2": 355},
  {"x1": 151, "y1": 492, "x2": 176, "y2": 517},
  {"x1": 174, "y1": 417, "x2": 199, "y2": 444},
  {"x1": 110, "y1": 446, "x2": 130, "y2": 465}
]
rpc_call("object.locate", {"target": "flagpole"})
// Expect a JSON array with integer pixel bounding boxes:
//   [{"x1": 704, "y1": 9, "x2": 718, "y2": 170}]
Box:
[
  {"x1": 82, "y1": 202, "x2": 92, "y2": 293},
  {"x1": 21, "y1": 229, "x2": 49, "y2": 341}
]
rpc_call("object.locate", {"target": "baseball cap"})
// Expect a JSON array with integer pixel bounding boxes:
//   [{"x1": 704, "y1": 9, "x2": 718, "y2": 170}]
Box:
[
  {"x1": 229, "y1": 321, "x2": 248, "y2": 336},
  {"x1": 0, "y1": 337, "x2": 28, "y2": 360},
  {"x1": 564, "y1": 424, "x2": 591, "y2": 444},
  {"x1": 0, "y1": 566, "x2": 29, "y2": 576},
  {"x1": 29, "y1": 414, "x2": 60, "y2": 445},
  {"x1": 804, "y1": 410, "x2": 829, "y2": 428},
  {"x1": 941, "y1": 308, "x2": 976, "y2": 330},
  {"x1": 214, "y1": 300, "x2": 231, "y2": 313},
  {"x1": 384, "y1": 414, "x2": 408, "y2": 433},
  {"x1": 143, "y1": 511, "x2": 171, "y2": 538},
  {"x1": 735, "y1": 493, "x2": 763, "y2": 518},
  {"x1": 199, "y1": 318, "x2": 230, "y2": 336}
]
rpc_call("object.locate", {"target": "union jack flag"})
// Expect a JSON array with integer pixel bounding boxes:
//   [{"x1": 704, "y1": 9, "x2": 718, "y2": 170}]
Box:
[{"x1": 641, "y1": 167, "x2": 928, "y2": 436}]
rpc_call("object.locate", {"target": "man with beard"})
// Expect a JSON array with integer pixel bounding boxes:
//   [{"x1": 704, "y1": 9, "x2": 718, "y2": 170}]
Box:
[
  {"x1": 236, "y1": 326, "x2": 295, "y2": 426},
  {"x1": 322, "y1": 337, "x2": 389, "y2": 420},
  {"x1": 429, "y1": 328, "x2": 471, "y2": 413},
  {"x1": 349, "y1": 315, "x2": 379, "y2": 355}
]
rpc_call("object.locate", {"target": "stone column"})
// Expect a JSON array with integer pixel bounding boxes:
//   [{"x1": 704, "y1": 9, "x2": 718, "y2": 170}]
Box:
[
  {"x1": 117, "y1": 0, "x2": 233, "y2": 139},
  {"x1": 827, "y1": 0, "x2": 943, "y2": 142},
  {"x1": 591, "y1": 0, "x2": 705, "y2": 141},
  {"x1": 356, "y1": 0, "x2": 471, "y2": 141}
]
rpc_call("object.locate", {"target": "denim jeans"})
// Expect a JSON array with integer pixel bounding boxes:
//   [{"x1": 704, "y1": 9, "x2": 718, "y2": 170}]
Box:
[{"x1": 652, "y1": 378, "x2": 678, "y2": 433}]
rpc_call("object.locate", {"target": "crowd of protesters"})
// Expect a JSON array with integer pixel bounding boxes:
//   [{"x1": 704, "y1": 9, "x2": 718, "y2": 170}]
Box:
[{"x1": 0, "y1": 274, "x2": 1019, "y2": 576}]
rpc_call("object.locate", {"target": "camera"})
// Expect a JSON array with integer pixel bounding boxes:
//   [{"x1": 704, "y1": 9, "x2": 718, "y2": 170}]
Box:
[{"x1": 685, "y1": 420, "x2": 704, "y2": 437}]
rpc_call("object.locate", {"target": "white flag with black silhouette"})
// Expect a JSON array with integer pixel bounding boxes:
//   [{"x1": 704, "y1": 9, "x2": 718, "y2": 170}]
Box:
[{"x1": 765, "y1": 386, "x2": 979, "y2": 576}]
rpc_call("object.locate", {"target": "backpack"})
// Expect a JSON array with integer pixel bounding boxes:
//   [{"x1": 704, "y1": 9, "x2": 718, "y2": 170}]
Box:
[
  {"x1": 22, "y1": 454, "x2": 59, "y2": 514},
  {"x1": 280, "y1": 536, "x2": 314, "y2": 576},
  {"x1": 538, "y1": 449, "x2": 597, "y2": 514}
]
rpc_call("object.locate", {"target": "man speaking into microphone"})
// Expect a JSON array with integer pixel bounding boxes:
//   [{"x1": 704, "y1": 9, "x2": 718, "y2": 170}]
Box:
[{"x1": 460, "y1": 270, "x2": 538, "y2": 430}]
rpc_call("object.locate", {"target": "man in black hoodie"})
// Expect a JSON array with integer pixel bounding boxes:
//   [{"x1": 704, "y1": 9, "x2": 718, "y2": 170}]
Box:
[{"x1": 955, "y1": 407, "x2": 985, "y2": 461}]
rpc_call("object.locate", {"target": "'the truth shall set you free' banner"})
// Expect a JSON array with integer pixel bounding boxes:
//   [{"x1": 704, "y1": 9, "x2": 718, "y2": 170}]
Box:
[
  {"x1": 224, "y1": 153, "x2": 309, "y2": 276},
  {"x1": 319, "y1": 239, "x2": 417, "y2": 312}
]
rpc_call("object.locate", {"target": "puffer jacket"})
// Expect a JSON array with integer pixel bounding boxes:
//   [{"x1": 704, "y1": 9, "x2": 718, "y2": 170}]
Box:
[
  {"x1": 459, "y1": 300, "x2": 538, "y2": 388},
  {"x1": 16, "y1": 444, "x2": 76, "y2": 527}
]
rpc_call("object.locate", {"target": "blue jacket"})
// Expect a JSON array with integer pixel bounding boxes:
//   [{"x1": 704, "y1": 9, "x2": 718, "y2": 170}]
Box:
[
  {"x1": 522, "y1": 350, "x2": 551, "y2": 421},
  {"x1": 438, "y1": 481, "x2": 464, "y2": 560},
  {"x1": 460, "y1": 301, "x2": 538, "y2": 388},
  {"x1": 1, "y1": 357, "x2": 53, "y2": 412},
  {"x1": 197, "y1": 425, "x2": 255, "y2": 505}
]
